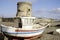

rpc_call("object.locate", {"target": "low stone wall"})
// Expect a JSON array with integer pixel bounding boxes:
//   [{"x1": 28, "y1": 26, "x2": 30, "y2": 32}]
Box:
[{"x1": 0, "y1": 22, "x2": 18, "y2": 28}]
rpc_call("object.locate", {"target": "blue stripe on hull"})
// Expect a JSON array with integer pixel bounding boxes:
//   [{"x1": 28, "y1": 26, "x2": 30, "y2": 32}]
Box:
[{"x1": 3, "y1": 29, "x2": 44, "y2": 34}]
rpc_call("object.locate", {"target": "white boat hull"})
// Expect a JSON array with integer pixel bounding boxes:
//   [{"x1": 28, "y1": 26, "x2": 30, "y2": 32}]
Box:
[
  {"x1": 4, "y1": 30, "x2": 44, "y2": 37},
  {"x1": 56, "y1": 29, "x2": 60, "y2": 34},
  {"x1": 1, "y1": 25, "x2": 46, "y2": 37}
]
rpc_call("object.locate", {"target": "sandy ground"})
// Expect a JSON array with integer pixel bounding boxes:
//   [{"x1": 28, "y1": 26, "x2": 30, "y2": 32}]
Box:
[{"x1": 0, "y1": 26, "x2": 60, "y2": 40}]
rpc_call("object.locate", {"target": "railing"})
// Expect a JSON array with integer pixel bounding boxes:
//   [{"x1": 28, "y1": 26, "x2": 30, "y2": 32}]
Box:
[
  {"x1": 21, "y1": 17, "x2": 36, "y2": 29},
  {"x1": 21, "y1": 17, "x2": 36, "y2": 26}
]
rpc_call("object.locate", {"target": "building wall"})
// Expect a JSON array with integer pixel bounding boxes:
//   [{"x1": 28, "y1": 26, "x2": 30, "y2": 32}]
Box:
[
  {"x1": 0, "y1": 17, "x2": 2, "y2": 22},
  {"x1": 0, "y1": 17, "x2": 21, "y2": 28}
]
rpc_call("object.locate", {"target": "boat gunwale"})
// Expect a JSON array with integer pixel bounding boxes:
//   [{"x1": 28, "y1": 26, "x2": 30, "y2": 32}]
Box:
[{"x1": 1, "y1": 24, "x2": 48, "y2": 31}]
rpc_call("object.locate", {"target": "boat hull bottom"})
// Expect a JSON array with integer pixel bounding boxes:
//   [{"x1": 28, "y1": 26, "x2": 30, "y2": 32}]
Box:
[{"x1": 4, "y1": 33, "x2": 42, "y2": 40}]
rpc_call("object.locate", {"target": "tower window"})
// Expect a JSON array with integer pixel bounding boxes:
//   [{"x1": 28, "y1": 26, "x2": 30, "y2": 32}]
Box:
[
  {"x1": 28, "y1": 9, "x2": 30, "y2": 11},
  {"x1": 18, "y1": 10, "x2": 20, "y2": 12},
  {"x1": 17, "y1": 3, "x2": 19, "y2": 5},
  {"x1": 18, "y1": 9, "x2": 23, "y2": 12}
]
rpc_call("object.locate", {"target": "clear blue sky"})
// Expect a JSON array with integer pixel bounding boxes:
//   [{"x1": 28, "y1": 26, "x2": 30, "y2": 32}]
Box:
[{"x1": 0, "y1": 0, "x2": 60, "y2": 19}]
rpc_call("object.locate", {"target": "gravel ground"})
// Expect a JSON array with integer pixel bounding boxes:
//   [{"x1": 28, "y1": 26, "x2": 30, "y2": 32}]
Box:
[{"x1": 34, "y1": 26, "x2": 60, "y2": 40}]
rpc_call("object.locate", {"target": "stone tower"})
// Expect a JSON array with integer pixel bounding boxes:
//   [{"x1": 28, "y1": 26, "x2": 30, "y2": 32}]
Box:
[{"x1": 16, "y1": 2, "x2": 32, "y2": 17}]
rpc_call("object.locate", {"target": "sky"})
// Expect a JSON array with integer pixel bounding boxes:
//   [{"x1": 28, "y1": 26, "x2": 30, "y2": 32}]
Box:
[{"x1": 0, "y1": 0, "x2": 60, "y2": 19}]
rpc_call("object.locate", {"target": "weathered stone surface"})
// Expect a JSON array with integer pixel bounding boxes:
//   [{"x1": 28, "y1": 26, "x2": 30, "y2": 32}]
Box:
[{"x1": 16, "y1": 2, "x2": 32, "y2": 17}]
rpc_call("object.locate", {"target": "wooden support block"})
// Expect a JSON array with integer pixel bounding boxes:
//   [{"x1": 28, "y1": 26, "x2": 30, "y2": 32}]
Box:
[{"x1": 4, "y1": 36, "x2": 8, "y2": 40}]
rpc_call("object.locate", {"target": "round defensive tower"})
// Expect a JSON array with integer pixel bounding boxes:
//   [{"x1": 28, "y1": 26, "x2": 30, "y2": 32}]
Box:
[{"x1": 16, "y1": 2, "x2": 32, "y2": 17}]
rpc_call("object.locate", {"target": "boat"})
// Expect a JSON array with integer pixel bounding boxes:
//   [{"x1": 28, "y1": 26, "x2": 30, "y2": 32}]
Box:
[
  {"x1": 56, "y1": 29, "x2": 60, "y2": 34},
  {"x1": 0, "y1": 17, "x2": 49, "y2": 38}
]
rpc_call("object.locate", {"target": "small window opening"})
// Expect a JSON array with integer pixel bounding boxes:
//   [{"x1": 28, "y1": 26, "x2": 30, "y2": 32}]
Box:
[
  {"x1": 18, "y1": 10, "x2": 21, "y2": 12},
  {"x1": 18, "y1": 19, "x2": 22, "y2": 28},
  {"x1": 28, "y1": 9, "x2": 30, "y2": 11}
]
